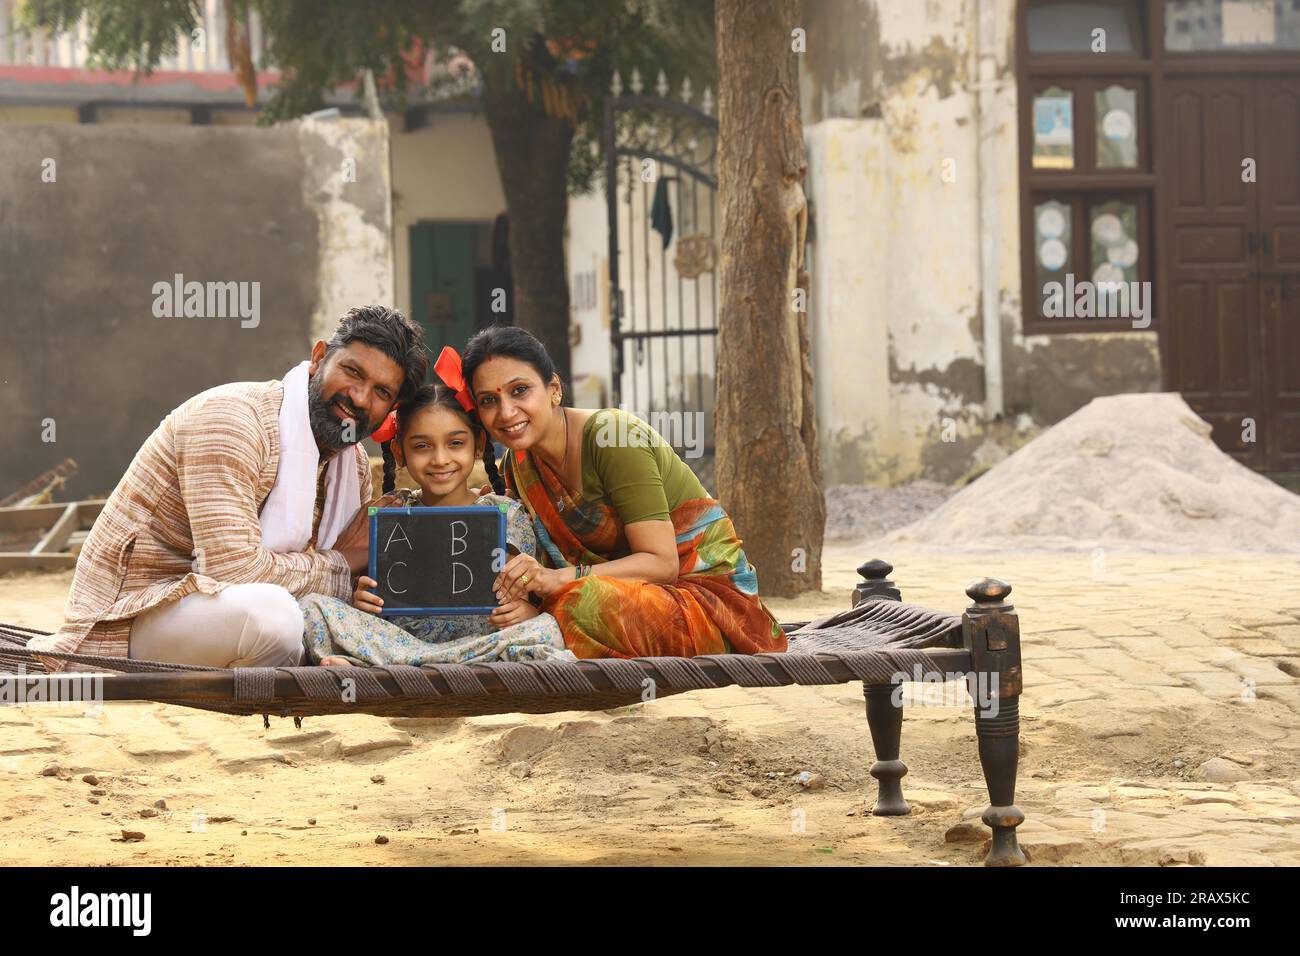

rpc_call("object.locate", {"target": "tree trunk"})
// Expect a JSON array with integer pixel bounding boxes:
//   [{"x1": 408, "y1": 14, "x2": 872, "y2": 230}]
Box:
[
  {"x1": 479, "y1": 63, "x2": 575, "y2": 390},
  {"x1": 714, "y1": 0, "x2": 824, "y2": 598}
]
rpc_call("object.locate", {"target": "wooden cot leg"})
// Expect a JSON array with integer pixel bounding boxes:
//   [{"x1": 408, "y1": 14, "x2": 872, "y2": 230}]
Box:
[
  {"x1": 964, "y1": 578, "x2": 1027, "y2": 867},
  {"x1": 865, "y1": 682, "x2": 910, "y2": 815},
  {"x1": 854, "y1": 557, "x2": 908, "y2": 814},
  {"x1": 976, "y1": 698, "x2": 1024, "y2": 866}
]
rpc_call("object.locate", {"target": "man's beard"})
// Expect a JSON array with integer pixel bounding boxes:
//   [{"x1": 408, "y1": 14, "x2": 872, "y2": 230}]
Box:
[{"x1": 307, "y1": 371, "x2": 370, "y2": 453}]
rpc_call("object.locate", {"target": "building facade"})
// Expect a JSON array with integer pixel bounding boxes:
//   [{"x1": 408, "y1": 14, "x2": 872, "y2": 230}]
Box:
[
  {"x1": 4, "y1": 0, "x2": 1297, "y2": 494},
  {"x1": 571, "y1": 0, "x2": 1299, "y2": 487}
]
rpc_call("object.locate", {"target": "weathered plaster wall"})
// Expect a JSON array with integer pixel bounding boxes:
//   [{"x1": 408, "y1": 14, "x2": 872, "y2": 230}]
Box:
[
  {"x1": 297, "y1": 116, "x2": 394, "y2": 342},
  {"x1": 803, "y1": 0, "x2": 1161, "y2": 487},
  {"x1": 0, "y1": 119, "x2": 393, "y2": 500}
]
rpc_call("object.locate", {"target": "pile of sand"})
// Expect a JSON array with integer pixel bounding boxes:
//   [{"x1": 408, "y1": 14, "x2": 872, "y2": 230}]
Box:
[{"x1": 883, "y1": 392, "x2": 1300, "y2": 553}]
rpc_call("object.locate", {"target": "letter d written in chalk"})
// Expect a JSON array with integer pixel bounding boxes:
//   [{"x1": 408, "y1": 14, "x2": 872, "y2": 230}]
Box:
[{"x1": 451, "y1": 562, "x2": 472, "y2": 594}]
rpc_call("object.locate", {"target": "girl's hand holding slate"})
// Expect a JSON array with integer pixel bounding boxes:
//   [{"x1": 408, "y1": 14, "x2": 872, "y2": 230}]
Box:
[
  {"x1": 488, "y1": 598, "x2": 539, "y2": 629},
  {"x1": 351, "y1": 576, "x2": 384, "y2": 615}
]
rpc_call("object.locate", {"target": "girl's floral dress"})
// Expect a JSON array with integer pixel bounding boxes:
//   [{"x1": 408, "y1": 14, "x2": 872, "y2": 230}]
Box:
[{"x1": 300, "y1": 492, "x2": 572, "y2": 666}]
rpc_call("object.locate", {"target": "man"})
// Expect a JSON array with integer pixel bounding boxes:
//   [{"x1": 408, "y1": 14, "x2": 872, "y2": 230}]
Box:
[{"x1": 29, "y1": 306, "x2": 428, "y2": 670}]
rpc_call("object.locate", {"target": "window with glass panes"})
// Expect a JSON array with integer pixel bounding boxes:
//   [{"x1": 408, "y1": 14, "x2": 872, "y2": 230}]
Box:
[{"x1": 1019, "y1": 0, "x2": 1154, "y2": 331}]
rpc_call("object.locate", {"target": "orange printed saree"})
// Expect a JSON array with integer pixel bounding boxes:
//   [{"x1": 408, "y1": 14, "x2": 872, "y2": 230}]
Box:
[{"x1": 502, "y1": 444, "x2": 787, "y2": 659}]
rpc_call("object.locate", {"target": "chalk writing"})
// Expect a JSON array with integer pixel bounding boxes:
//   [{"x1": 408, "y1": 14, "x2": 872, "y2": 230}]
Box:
[{"x1": 368, "y1": 506, "x2": 504, "y2": 615}]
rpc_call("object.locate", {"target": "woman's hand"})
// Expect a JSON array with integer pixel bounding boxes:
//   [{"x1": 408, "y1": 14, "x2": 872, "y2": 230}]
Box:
[
  {"x1": 488, "y1": 598, "x2": 539, "y2": 629},
  {"x1": 493, "y1": 553, "x2": 570, "y2": 604},
  {"x1": 351, "y1": 576, "x2": 384, "y2": 615}
]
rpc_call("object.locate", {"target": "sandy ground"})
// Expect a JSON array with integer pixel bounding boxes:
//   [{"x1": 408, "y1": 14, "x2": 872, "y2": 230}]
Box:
[{"x1": 2, "y1": 543, "x2": 1298, "y2": 866}]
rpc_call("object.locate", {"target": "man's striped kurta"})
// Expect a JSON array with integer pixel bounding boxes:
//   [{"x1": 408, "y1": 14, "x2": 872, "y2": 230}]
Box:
[{"x1": 27, "y1": 379, "x2": 367, "y2": 668}]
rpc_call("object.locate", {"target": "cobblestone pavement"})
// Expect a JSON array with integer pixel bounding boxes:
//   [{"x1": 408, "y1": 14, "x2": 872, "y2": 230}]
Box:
[{"x1": 789, "y1": 546, "x2": 1300, "y2": 865}]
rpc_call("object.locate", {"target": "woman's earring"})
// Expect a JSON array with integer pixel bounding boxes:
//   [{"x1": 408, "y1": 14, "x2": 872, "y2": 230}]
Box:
[{"x1": 553, "y1": 396, "x2": 559, "y2": 406}]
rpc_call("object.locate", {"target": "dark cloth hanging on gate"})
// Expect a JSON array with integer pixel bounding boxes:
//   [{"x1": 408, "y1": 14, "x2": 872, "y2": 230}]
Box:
[{"x1": 650, "y1": 177, "x2": 673, "y2": 248}]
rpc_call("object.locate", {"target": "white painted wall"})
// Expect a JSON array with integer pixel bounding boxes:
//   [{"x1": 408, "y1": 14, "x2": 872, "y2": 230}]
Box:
[
  {"x1": 804, "y1": 0, "x2": 1002, "y2": 484},
  {"x1": 567, "y1": 188, "x2": 613, "y2": 404}
]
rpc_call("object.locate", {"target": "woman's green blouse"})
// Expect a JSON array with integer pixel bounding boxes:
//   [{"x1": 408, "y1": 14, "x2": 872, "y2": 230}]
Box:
[{"x1": 576, "y1": 408, "x2": 709, "y2": 525}]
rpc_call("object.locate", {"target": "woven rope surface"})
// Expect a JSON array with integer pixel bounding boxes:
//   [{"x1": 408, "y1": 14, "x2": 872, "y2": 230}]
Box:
[
  {"x1": 234, "y1": 667, "x2": 276, "y2": 702},
  {"x1": 0, "y1": 599, "x2": 966, "y2": 716}
]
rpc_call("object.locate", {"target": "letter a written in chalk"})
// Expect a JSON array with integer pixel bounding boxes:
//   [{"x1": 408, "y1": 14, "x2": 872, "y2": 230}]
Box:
[{"x1": 384, "y1": 522, "x2": 413, "y2": 552}]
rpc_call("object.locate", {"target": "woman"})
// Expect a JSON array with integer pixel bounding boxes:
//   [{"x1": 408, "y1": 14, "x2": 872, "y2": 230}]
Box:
[{"x1": 461, "y1": 326, "x2": 787, "y2": 659}]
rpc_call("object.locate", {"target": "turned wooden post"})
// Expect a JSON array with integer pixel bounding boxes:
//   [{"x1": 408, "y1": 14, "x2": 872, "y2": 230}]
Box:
[
  {"x1": 853, "y1": 559, "x2": 901, "y2": 606},
  {"x1": 964, "y1": 577, "x2": 1027, "y2": 867},
  {"x1": 864, "y1": 682, "x2": 909, "y2": 815},
  {"x1": 857, "y1": 557, "x2": 908, "y2": 814}
]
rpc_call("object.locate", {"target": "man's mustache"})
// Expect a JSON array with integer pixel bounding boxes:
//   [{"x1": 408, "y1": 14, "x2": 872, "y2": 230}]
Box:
[{"x1": 329, "y1": 394, "x2": 368, "y2": 432}]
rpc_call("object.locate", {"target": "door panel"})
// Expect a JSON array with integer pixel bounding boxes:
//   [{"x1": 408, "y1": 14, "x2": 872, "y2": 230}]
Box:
[
  {"x1": 1257, "y1": 77, "x2": 1300, "y2": 472},
  {"x1": 1163, "y1": 78, "x2": 1264, "y2": 469},
  {"x1": 409, "y1": 222, "x2": 480, "y2": 358}
]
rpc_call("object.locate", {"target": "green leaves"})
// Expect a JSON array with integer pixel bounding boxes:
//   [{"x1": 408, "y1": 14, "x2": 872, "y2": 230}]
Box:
[
  {"x1": 23, "y1": 0, "x2": 717, "y2": 196},
  {"x1": 22, "y1": 0, "x2": 202, "y2": 74}
]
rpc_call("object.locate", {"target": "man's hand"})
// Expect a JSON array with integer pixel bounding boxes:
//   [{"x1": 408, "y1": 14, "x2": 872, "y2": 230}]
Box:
[{"x1": 333, "y1": 493, "x2": 402, "y2": 575}]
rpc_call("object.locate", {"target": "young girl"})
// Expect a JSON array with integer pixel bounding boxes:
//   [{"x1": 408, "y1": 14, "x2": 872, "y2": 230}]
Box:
[{"x1": 300, "y1": 347, "x2": 570, "y2": 666}]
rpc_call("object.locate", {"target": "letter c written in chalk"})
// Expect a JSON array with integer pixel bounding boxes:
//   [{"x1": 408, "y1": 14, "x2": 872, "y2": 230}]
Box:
[{"x1": 386, "y1": 560, "x2": 408, "y2": 594}]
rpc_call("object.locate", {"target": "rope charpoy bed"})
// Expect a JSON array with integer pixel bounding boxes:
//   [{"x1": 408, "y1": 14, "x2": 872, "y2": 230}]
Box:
[{"x1": 0, "y1": 559, "x2": 1029, "y2": 865}]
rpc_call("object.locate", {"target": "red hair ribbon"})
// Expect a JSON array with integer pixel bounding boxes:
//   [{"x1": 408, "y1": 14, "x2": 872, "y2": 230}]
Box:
[
  {"x1": 371, "y1": 408, "x2": 398, "y2": 443},
  {"x1": 434, "y1": 346, "x2": 476, "y2": 415}
]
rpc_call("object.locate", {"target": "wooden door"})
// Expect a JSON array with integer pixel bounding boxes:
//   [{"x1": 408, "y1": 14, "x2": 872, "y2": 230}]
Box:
[
  {"x1": 1162, "y1": 77, "x2": 1264, "y2": 469},
  {"x1": 409, "y1": 222, "x2": 480, "y2": 357},
  {"x1": 1257, "y1": 76, "x2": 1300, "y2": 474},
  {"x1": 1163, "y1": 74, "x2": 1300, "y2": 476}
]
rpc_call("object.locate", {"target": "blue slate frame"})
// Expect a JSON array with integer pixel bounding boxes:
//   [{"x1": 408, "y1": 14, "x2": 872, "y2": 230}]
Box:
[{"x1": 367, "y1": 504, "x2": 507, "y2": 617}]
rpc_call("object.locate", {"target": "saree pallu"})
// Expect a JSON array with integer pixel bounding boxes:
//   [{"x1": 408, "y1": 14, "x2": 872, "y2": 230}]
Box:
[{"x1": 503, "y1": 450, "x2": 787, "y2": 659}]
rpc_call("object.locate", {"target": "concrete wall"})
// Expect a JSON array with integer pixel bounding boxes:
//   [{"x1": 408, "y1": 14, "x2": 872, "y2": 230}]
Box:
[
  {"x1": 0, "y1": 118, "x2": 392, "y2": 500},
  {"x1": 802, "y1": 0, "x2": 1161, "y2": 486}
]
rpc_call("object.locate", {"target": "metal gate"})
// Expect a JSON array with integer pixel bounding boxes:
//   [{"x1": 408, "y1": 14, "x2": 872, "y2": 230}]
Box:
[{"x1": 604, "y1": 72, "x2": 719, "y2": 459}]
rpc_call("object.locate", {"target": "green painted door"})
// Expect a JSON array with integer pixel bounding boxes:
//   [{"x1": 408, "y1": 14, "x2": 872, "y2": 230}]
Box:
[{"x1": 409, "y1": 222, "x2": 478, "y2": 360}]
